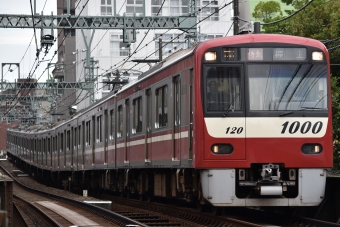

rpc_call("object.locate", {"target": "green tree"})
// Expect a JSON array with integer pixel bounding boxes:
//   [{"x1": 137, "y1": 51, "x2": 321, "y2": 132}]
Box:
[
  {"x1": 252, "y1": 1, "x2": 283, "y2": 21},
  {"x1": 252, "y1": 1, "x2": 285, "y2": 33}
]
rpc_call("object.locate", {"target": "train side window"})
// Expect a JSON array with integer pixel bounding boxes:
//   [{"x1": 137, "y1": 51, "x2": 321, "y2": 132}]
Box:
[
  {"x1": 48, "y1": 138, "x2": 51, "y2": 154},
  {"x1": 78, "y1": 125, "x2": 81, "y2": 147},
  {"x1": 155, "y1": 85, "x2": 168, "y2": 128},
  {"x1": 60, "y1": 133, "x2": 64, "y2": 152},
  {"x1": 132, "y1": 96, "x2": 143, "y2": 134},
  {"x1": 97, "y1": 115, "x2": 103, "y2": 143},
  {"x1": 67, "y1": 130, "x2": 70, "y2": 150},
  {"x1": 74, "y1": 127, "x2": 77, "y2": 148},
  {"x1": 86, "y1": 121, "x2": 91, "y2": 146},
  {"x1": 110, "y1": 109, "x2": 115, "y2": 140},
  {"x1": 117, "y1": 105, "x2": 123, "y2": 138}
]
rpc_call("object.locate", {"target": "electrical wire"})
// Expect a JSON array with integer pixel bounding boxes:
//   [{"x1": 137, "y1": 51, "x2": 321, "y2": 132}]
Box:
[
  {"x1": 55, "y1": 1, "x2": 216, "y2": 111},
  {"x1": 94, "y1": 1, "x2": 216, "y2": 80},
  {"x1": 260, "y1": 0, "x2": 314, "y2": 26},
  {"x1": 29, "y1": 0, "x2": 39, "y2": 58},
  {"x1": 4, "y1": 0, "x2": 90, "y2": 119},
  {"x1": 56, "y1": 1, "x2": 210, "y2": 109},
  {"x1": 59, "y1": 2, "x2": 233, "y2": 117},
  {"x1": 119, "y1": 2, "x2": 232, "y2": 75}
]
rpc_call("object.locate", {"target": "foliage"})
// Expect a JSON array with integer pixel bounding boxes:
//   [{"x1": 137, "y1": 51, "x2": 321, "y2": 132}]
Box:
[
  {"x1": 332, "y1": 76, "x2": 340, "y2": 169},
  {"x1": 252, "y1": 0, "x2": 340, "y2": 168},
  {"x1": 252, "y1": 1, "x2": 283, "y2": 21}
]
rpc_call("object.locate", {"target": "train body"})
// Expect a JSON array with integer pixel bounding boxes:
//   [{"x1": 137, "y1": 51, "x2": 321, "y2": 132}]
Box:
[{"x1": 6, "y1": 34, "x2": 332, "y2": 207}]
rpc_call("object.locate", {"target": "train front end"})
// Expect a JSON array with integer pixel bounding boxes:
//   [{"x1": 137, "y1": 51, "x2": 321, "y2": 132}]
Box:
[{"x1": 194, "y1": 34, "x2": 332, "y2": 207}]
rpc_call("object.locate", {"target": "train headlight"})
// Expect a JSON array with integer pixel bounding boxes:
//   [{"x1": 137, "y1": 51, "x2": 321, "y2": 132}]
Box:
[
  {"x1": 211, "y1": 144, "x2": 233, "y2": 154},
  {"x1": 205, "y1": 52, "x2": 217, "y2": 61},
  {"x1": 301, "y1": 144, "x2": 322, "y2": 154},
  {"x1": 312, "y1": 51, "x2": 323, "y2": 61}
]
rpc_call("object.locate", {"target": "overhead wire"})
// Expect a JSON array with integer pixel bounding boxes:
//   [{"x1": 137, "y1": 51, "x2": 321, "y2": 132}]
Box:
[
  {"x1": 94, "y1": 1, "x2": 217, "y2": 80},
  {"x1": 260, "y1": 0, "x2": 314, "y2": 26},
  {"x1": 38, "y1": 1, "x2": 230, "y2": 121},
  {"x1": 91, "y1": 0, "x2": 128, "y2": 53},
  {"x1": 29, "y1": 0, "x2": 39, "y2": 59},
  {"x1": 53, "y1": 0, "x2": 199, "y2": 109},
  {"x1": 4, "y1": 0, "x2": 90, "y2": 120},
  {"x1": 117, "y1": 2, "x2": 233, "y2": 75},
  {"x1": 55, "y1": 1, "x2": 212, "y2": 109},
  {"x1": 57, "y1": 1, "x2": 233, "y2": 118}
]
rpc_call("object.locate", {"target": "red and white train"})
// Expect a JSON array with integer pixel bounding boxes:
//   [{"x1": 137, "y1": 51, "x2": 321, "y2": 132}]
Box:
[{"x1": 6, "y1": 34, "x2": 332, "y2": 208}]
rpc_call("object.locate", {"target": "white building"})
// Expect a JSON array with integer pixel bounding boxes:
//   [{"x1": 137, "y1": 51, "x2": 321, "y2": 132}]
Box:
[{"x1": 75, "y1": 0, "x2": 237, "y2": 110}]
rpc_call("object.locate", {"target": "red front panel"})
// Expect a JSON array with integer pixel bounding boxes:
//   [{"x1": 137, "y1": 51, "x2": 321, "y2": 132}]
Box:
[{"x1": 193, "y1": 34, "x2": 333, "y2": 169}]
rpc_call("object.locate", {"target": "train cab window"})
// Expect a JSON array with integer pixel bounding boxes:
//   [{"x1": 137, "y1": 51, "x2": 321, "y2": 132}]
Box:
[
  {"x1": 204, "y1": 66, "x2": 241, "y2": 112},
  {"x1": 248, "y1": 64, "x2": 328, "y2": 111},
  {"x1": 110, "y1": 110, "x2": 115, "y2": 140},
  {"x1": 132, "y1": 97, "x2": 143, "y2": 134},
  {"x1": 97, "y1": 115, "x2": 103, "y2": 143},
  {"x1": 86, "y1": 121, "x2": 91, "y2": 146},
  {"x1": 156, "y1": 86, "x2": 168, "y2": 128},
  {"x1": 117, "y1": 105, "x2": 123, "y2": 138}
]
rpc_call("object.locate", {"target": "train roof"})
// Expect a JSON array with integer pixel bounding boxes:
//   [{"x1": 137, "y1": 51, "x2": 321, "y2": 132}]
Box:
[{"x1": 196, "y1": 34, "x2": 328, "y2": 53}]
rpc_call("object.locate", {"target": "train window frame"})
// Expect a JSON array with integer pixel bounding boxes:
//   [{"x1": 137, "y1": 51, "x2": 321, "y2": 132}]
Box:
[
  {"x1": 74, "y1": 127, "x2": 77, "y2": 149},
  {"x1": 117, "y1": 105, "x2": 123, "y2": 138},
  {"x1": 202, "y1": 64, "x2": 243, "y2": 116},
  {"x1": 66, "y1": 130, "x2": 70, "y2": 151},
  {"x1": 246, "y1": 63, "x2": 329, "y2": 113},
  {"x1": 47, "y1": 137, "x2": 51, "y2": 155},
  {"x1": 97, "y1": 115, "x2": 103, "y2": 143},
  {"x1": 132, "y1": 96, "x2": 143, "y2": 134},
  {"x1": 110, "y1": 109, "x2": 115, "y2": 140},
  {"x1": 155, "y1": 85, "x2": 168, "y2": 128},
  {"x1": 78, "y1": 125, "x2": 81, "y2": 147},
  {"x1": 60, "y1": 133, "x2": 64, "y2": 153},
  {"x1": 85, "y1": 121, "x2": 91, "y2": 146}
]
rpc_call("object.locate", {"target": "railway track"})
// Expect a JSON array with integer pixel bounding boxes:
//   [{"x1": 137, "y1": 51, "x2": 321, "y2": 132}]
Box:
[
  {"x1": 0, "y1": 160, "x2": 145, "y2": 227},
  {"x1": 99, "y1": 194, "x2": 275, "y2": 227},
  {"x1": 2, "y1": 159, "x2": 340, "y2": 227},
  {"x1": 97, "y1": 192, "x2": 340, "y2": 227}
]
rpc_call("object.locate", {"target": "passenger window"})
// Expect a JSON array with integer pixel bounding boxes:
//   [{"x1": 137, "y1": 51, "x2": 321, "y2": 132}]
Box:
[
  {"x1": 117, "y1": 105, "x2": 123, "y2": 138},
  {"x1": 132, "y1": 97, "x2": 143, "y2": 134},
  {"x1": 156, "y1": 85, "x2": 168, "y2": 128},
  {"x1": 86, "y1": 121, "x2": 91, "y2": 146},
  {"x1": 110, "y1": 109, "x2": 114, "y2": 140},
  {"x1": 97, "y1": 115, "x2": 102, "y2": 143}
]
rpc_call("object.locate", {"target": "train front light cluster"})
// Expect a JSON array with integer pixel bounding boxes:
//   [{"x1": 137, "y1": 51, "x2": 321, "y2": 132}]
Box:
[
  {"x1": 301, "y1": 144, "x2": 322, "y2": 154},
  {"x1": 312, "y1": 51, "x2": 323, "y2": 61},
  {"x1": 205, "y1": 52, "x2": 216, "y2": 61},
  {"x1": 211, "y1": 144, "x2": 233, "y2": 154}
]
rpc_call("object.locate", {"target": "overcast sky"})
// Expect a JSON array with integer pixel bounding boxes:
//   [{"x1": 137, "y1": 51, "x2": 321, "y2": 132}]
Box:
[{"x1": 0, "y1": 0, "x2": 57, "y2": 83}]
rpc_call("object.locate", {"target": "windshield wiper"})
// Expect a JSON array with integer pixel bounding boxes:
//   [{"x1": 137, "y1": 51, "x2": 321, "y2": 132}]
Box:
[
  {"x1": 279, "y1": 107, "x2": 324, "y2": 117},
  {"x1": 222, "y1": 93, "x2": 240, "y2": 117}
]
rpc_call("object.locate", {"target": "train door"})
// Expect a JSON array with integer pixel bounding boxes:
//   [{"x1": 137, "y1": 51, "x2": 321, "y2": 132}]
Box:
[
  {"x1": 104, "y1": 109, "x2": 108, "y2": 165},
  {"x1": 82, "y1": 121, "x2": 85, "y2": 168},
  {"x1": 124, "y1": 99, "x2": 130, "y2": 165},
  {"x1": 189, "y1": 69, "x2": 193, "y2": 160},
  {"x1": 74, "y1": 127, "x2": 77, "y2": 170},
  {"x1": 145, "y1": 89, "x2": 152, "y2": 163},
  {"x1": 92, "y1": 116, "x2": 95, "y2": 166},
  {"x1": 173, "y1": 76, "x2": 181, "y2": 163}
]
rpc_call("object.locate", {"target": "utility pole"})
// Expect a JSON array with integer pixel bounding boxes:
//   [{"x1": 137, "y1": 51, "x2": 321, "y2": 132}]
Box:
[{"x1": 233, "y1": 0, "x2": 239, "y2": 35}]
